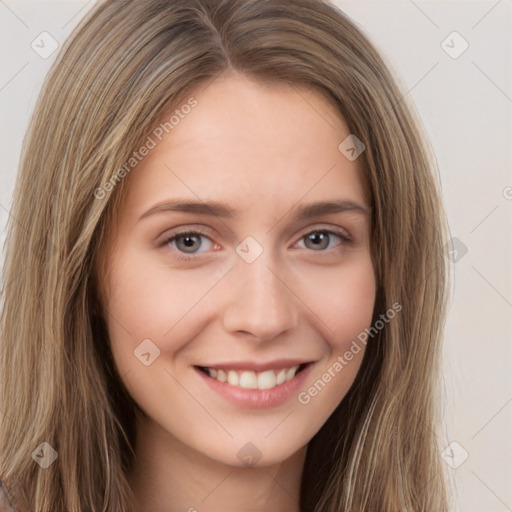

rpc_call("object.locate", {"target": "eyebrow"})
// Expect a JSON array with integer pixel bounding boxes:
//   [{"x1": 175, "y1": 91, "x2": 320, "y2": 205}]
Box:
[{"x1": 138, "y1": 198, "x2": 371, "y2": 222}]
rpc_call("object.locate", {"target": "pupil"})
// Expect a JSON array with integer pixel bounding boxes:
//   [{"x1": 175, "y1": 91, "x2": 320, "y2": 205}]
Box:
[
  {"x1": 181, "y1": 235, "x2": 199, "y2": 252},
  {"x1": 308, "y1": 232, "x2": 328, "y2": 249}
]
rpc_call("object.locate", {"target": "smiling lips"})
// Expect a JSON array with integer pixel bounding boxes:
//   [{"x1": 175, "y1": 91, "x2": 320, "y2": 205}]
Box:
[
  {"x1": 198, "y1": 364, "x2": 305, "y2": 390},
  {"x1": 196, "y1": 358, "x2": 313, "y2": 391},
  {"x1": 195, "y1": 360, "x2": 314, "y2": 409}
]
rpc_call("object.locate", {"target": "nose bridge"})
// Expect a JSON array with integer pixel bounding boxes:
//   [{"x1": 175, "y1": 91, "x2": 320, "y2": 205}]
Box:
[{"x1": 221, "y1": 241, "x2": 298, "y2": 339}]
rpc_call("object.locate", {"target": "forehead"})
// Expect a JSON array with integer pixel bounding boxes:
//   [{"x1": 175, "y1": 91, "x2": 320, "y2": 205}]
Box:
[{"x1": 118, "y1": 73, "x2": 367, "y2": 225}]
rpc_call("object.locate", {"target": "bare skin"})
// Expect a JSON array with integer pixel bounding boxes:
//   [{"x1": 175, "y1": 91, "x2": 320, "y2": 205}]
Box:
[{"x1": 97, "y1": 71, "x2": 376, "y2": 512}]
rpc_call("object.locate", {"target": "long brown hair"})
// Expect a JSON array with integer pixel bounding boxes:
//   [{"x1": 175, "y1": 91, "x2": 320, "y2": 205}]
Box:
[{"x1": 0, "y1": 0, "x2": 452, "y2": 510}]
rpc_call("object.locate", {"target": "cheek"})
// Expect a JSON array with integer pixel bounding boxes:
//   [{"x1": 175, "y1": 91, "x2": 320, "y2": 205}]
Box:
[
  {"x1": 103, "y1": 250, "x2": 224, "y2": 366},
  {"x1": 300, "y1": 255, "x2": 376, "y2": 347},
  {"x1": 293, "y1": 260, "x2": 375, "y2": 416}
]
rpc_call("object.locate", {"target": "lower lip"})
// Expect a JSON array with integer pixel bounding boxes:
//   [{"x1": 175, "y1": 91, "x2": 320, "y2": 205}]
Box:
[{"x1": 195, "y1": 363, "x2": 314, "y2": 410}]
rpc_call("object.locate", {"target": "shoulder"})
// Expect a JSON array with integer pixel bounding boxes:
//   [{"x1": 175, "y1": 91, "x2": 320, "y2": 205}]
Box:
[{"x1": 0, "y1": 479, "x2": 22, "y2": 512}]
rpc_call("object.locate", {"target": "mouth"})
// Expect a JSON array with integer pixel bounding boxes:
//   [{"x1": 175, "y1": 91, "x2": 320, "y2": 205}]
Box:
[
  {"x1": 194, "y1": 360, "x2": 315, "y2": 409},
  {"x1": 195, "y1": 362, "x2": 311, "y2": 391}
]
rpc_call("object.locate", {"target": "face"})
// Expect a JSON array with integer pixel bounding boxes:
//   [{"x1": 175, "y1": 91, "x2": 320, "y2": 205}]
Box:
[{"x1": 97, "y1": 72, "x2": 376, "y2": 468}]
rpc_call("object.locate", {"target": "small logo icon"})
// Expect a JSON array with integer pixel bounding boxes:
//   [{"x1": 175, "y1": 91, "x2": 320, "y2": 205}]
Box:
[
  {"x1": 338, "y1": 134, "x2": 365, "y2": 161},
  {"x1": 236, "y1": 236, "x2": 263, "y2": 263},
  {"x1": 134, "y1": 338, "x2": 161, "y2": 366},
  {"x1": 31, "y1": 442, "x2": 58, "y2": 468},
  {"x1": 31, "y1": 32, "x2": 59, "y2": 59},
  {"x1": 441, "y1": 31, "x2": 469, "y2": 59},
  {"x1": 441, "y1": 441, "x2": 469, "y2": 469},
  {"x1": 445, "y1": 237, "x2": 468, "y2": 263},
  {"x1": 236, "y1": 442, "x2": 262, "y2": 467}
]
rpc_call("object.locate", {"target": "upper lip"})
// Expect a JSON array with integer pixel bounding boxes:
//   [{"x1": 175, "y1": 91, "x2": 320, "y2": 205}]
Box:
[{"x1": 195, "y1": 359, "x2": 314, "y2": 372}]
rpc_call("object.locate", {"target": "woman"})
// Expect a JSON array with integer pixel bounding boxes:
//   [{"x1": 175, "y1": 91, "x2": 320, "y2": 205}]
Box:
[{"x1": 0, "y1": 0, "x2": 452, "y2": 510}]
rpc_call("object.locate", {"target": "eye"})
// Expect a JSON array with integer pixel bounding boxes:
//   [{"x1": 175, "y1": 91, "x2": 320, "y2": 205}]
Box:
[
  {"x1": 161, "y1": 230, "x2": 215, "y2": 260},
  {"x1": 160, "y1": 226, "x2": 352, "y2": 261},
  {"x1": 296, "y1": 228, "x2": 351, "y2": 251}
]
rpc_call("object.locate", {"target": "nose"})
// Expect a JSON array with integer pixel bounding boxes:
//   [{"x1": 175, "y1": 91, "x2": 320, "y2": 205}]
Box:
[{"x1": 221, "y1": 250, "x2": 299, "y2": 341}]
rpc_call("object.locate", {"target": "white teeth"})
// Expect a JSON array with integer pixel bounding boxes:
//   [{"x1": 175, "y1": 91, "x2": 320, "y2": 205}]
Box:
[
  {"x1": 203, "y1": 364, "x2": 303, "y2": 390},
  {"x1": 227, "y1": 370, "x2": 239, "y2": 386},
  {"x1": 257, "y1": 370, "x2": 276, "y2": 390},
  {"x1": 239, "y1": 371, "x2": 258, "y2": 389},
  {"x1": 276, "y1": 369, "x2": 287, "y2": 385},
  {"x1": 286, "y1": 366, "x2": 299, "y2": 380}
]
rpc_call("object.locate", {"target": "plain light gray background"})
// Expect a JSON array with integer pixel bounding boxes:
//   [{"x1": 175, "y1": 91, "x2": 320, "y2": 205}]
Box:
[{"x1": 1, "y1": 1, "x2": 511, "y2": 510}]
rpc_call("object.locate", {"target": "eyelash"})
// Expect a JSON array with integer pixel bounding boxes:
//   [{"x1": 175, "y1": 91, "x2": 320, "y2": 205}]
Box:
[{"x1": 161, "y1": 227, "x2": 352, "y2": 262}]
